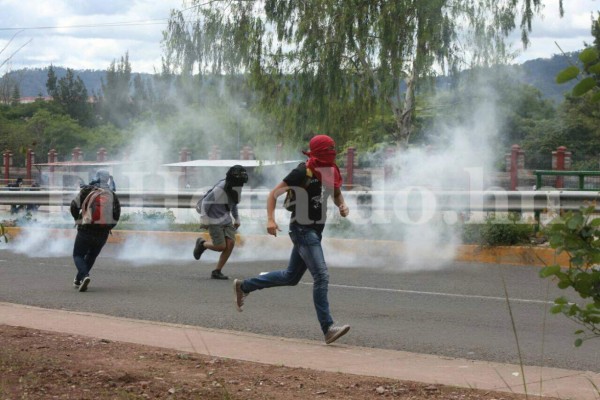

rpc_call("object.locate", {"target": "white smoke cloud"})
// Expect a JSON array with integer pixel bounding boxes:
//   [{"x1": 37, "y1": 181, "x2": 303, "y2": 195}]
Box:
[
  {"x1": 0, "y1": 58, "x2": 509, "y2": 274},
  {"x1": 323, "y1": 81, "x2": 502, "y2": 271}
]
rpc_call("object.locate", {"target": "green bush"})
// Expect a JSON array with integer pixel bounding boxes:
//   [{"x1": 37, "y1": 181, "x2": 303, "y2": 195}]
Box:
[
  {"x1": 461, "y1": 214, "x2": 534, "y2": 246},
  {"x1": 116, "y1": 210, "x2": 187, "y2": 231},
  {"x1": 119, "y1": 210, "x2": 176, "y2": 224}
]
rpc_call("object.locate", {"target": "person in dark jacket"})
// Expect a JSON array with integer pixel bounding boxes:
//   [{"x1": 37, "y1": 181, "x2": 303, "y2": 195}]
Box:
[
  {"x1": 69, "y1": 170, "x2": 120, "y2": 292},
  {"x1": 7, "y1": 177, "x2": 23, "y2": 214}
]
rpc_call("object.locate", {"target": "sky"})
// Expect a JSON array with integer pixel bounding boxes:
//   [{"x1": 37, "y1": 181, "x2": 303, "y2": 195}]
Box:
[{"x1": 0, "y1": 0, "x2": 598, "y2": 74}]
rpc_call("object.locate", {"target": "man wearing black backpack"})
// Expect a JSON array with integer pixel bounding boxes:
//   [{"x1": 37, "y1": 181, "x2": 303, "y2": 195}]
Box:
[{"x1": 70, "y1": 170, "x2": 120, "y2": 292}]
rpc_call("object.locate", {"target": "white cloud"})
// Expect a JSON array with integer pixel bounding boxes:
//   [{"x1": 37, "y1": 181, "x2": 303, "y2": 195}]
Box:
[
  {"x1": 63, "y1": 0, "x2": 135, "y2": 16},
  {"x1": 0, "y1": 0, "x2": 180, "y2": 73},
  {"x1": 512, "y1": 0, "x2": 597, "y2": 62}
]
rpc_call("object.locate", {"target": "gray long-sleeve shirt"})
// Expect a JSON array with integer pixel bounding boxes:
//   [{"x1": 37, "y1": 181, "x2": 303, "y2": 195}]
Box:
[{"x1": 202, "y1": 180, "x2": 239, "y2": 225}]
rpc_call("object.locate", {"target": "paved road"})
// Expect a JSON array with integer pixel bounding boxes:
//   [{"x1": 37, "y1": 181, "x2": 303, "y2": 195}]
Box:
[{"x1": 0, "y1": 243, "x2": 597, "y2": 373}]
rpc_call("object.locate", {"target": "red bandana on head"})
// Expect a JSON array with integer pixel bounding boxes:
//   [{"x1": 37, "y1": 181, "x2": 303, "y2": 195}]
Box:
[{"x1": 302, "y1": 135, "x2": 343, "y2": 189}]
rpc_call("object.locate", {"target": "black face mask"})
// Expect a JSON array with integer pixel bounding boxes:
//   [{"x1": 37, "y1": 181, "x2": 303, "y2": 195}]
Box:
[
  {"x1": 225, "y1": 165, "x2": 248, "y2": 204},
  {"x1": 224, "y1": 183, "x2": 241, "y2": 204},
  {"x1": 226, "y1": 165, "x2": 248, "y2": 186}
]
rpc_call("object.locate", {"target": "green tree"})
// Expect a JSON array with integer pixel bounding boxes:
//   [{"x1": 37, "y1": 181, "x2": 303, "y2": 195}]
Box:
[
  {"x1": 0, "y1": 112, "x2": 24, "y2": 158},
  {"x1": 548, "y1": 13, "x2": 600, "y2": 170},
  {"x1": 82, "y1": 124, "x2": 126, "y2": 156},
  {"x1": 538, "y1": 11, "x2": 600, "y2": 334},
  {"x1": 46, "y1": 65, "x2": 57, "y2": 96},
  {"x1": 0, "y1": 100, "x2": 63, "y2": 165},
  {"x1": 506, "y1": 78, "x2": 600, "y2": 169},
  {"x1": 163, "y1": 0, "x2": 560, "y2": 147},
  {"x1": 132, "y1": 73, "x2": 151, "y2": 117},
  {"x1": 46, "y1": 66, "x2": 92, "y2": 125},
  {"x1": 99, "y1": 52, "x2": 134, "y2": 128},
  {"x1": 1, "y1": 31, "x2": 30, "y2": 104},
  {"x1": 147, "y1": 61, "x2": 179, "y2": 118},
  {"x1": 0, "y1": 71, "x2": 20, "y2": 105},
  {"x1": 23, "y1": 109, "x2": 86, "y2": 159},
  {"x1": 10, "y1": 84, "x2": 20, "y2": 106}
]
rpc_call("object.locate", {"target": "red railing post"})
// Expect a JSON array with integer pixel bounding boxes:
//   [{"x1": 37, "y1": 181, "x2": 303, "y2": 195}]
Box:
[
  {"x1": 209, "y1": 146, "x2": 221, "y2": 160},
  {"x1": 48, "y1": 149, "x2": 57, "y2": 187},
  {"x1": 179, "y1": 147, "x2": 192, "y2": 188},
  {"x1": 96, "y1": 147, "x2": 107, "y2": 162},
  {"x1": 240, "y1": 146, "x2": 248, "y2": 160},
  {"x1": 553, "y1": 146, "x2": 567, "y2": 189},
  {"x1": 26, "y1": 148, "x2": 34, "y2": 183},
  {"x1": 3, "y1": 150, "x2": 11, "y2": 183},
  {"x1": 72, "y1": 147, "x2": 82, "y2": 162},
  {"x1": 346, "y1": 147, "x2": 355, "y2": 186}
]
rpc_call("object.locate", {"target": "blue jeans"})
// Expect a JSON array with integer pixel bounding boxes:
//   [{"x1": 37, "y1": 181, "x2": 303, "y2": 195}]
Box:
[
  {"x1": 242, "y1": 223, "x2": 333, "y2": 334},
  {"x1": 73, "y1": 229, "x2": 109, "y2": 282}
]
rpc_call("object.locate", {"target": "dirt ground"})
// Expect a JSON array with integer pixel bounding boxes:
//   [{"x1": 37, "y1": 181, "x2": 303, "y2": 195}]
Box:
[{"x1": 0, "y1": 325, "x2": 552, "y2": 400}]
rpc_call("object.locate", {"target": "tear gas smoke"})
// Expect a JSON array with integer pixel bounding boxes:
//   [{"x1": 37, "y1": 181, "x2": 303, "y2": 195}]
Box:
[
  {"x1": 326, "y1": 97, "x2": 501, "y2": 271},
  {"x1": 2, "y1": 78, "x2": 504, "y2": 272}
]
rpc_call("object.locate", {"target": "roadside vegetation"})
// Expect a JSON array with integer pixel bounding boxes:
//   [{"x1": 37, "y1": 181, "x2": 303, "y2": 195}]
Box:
[{"x1": 540, "y1": 206, "x2": 600, "y2": 346}]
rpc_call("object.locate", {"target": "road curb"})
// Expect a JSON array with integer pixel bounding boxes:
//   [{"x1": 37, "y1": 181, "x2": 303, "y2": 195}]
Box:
[{"x1": 4, "y1": 226, "x2": 568, "y2": 267}]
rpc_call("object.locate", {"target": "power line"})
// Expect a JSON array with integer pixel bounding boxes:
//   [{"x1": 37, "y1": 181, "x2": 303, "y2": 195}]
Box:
[
  {"x1": 0, "y1": 19, "x2": 170, "y2": 32},
  {"x1": 0, "y1": 0, "x2": 241, "y2": 32}
]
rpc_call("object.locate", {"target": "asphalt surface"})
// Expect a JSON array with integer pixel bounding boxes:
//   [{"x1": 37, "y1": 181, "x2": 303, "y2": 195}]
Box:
[{"x1": 0, "y1": 242, "x2": 597, "y2": 373}]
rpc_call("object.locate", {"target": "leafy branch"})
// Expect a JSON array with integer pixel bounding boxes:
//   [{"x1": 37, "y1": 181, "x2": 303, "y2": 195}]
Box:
[
  {"x1": 556, "y1": 47, "x2": 600, "y2": 102},
  {"x1": 539, "y1": 205, "x2": 600, "y2": 346}
]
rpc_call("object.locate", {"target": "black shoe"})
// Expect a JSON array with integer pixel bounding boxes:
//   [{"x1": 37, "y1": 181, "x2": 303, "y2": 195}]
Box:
[
  {"x1": 79, "y1": 276, "x2": 91, "y2": 292},
  {"x1": 73, "y1": 278, "x2": 81, "y2": 289},
  {"x1": 193, "y1": 238, "x2": 206, "y2": 260},
  {"x1": 211, "y1": 269, "x2": 229, "y2": 280}
]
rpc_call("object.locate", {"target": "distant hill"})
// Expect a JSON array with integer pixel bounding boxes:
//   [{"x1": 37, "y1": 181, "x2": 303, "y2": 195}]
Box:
[
  {"x1": 4, "y1": 53, "x2": 579, "y2": 102},
  {"x1": 4, "y1": 67, "x2": 152, "y2": 98},
  {"x1": 516, "y1": 52, "x2": 579, "y2": 103}
]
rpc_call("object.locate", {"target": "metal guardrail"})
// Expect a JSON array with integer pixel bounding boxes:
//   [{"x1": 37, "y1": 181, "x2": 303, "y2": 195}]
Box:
[{"x1": 0, "y1": 190, "x2": 599, "y2": 212}]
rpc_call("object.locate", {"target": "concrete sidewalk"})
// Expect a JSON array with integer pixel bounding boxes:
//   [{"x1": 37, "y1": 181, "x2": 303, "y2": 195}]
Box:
[{"x1": 1, "y1": 302, "x2": 598, "y2": 399}]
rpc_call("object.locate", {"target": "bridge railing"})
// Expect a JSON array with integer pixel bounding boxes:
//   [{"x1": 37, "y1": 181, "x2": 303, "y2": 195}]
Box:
[
  {"x1": 0, "y1": 189, "x2": 599, "y2": 213},
  {"x1": 535, "y1": 170, "x2": 600, "y2": 191}
]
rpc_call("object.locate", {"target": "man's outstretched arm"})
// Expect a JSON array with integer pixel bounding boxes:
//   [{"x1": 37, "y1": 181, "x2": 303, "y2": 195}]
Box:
[{"x1": 266, "y1": 181, "x2": 289, "y2": 236}]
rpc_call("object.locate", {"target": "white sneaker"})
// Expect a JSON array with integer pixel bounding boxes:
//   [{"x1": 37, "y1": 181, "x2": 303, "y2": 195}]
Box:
[
  {"x1": 233, "y1": 279, "x2": 247, "y2": 312},
  {"x1": 325, "y1": 324, "x2": 350, "y2": 344}
]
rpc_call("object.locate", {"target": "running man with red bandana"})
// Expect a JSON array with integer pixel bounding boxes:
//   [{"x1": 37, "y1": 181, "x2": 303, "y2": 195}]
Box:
[{"x1": 233, "y1": 134, "x2": 351, "y2": 344}]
